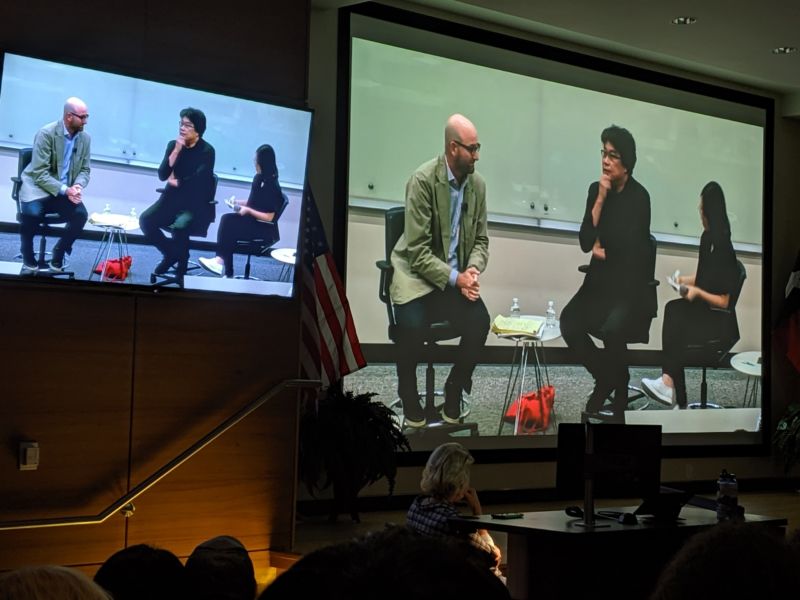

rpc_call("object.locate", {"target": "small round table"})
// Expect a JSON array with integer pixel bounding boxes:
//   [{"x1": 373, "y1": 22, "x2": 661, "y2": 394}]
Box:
[
  {"x1": 269, "y1": 247, "x2": 296, "y2": 282},
  {"x1": 729, "y1": 350, "x2": 761, "y2": 407}
]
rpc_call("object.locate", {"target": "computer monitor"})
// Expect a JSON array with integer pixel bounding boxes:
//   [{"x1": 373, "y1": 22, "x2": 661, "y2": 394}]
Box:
[{"x1": 556, "y1": 422, "x2": 662, "y2": 502}]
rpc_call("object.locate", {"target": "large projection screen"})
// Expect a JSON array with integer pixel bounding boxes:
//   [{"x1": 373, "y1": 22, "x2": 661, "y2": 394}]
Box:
[{"x1": 340, "y1": 5, "x2": 769, "y2": 454}]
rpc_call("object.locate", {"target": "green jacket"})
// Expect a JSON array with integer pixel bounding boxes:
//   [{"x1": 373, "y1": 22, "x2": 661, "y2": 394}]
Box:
[
  {"x1": 390, "y1": 155, "x2": 489, "y2": 305},
  {"x1": 19, "y1": 120, "x2": 91, "y2": 203}
]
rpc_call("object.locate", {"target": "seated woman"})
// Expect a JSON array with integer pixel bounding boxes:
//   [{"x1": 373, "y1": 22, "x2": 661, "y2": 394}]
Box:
[
  {"x1": 406, "y1": 442, "x2": 502, "y2": 575},
  {"x1": 641, "y1": 181, "x2": 740, "y2": 409},
  {"x1": 199, "y1": 144, "x2": 283, "y2": 278}
]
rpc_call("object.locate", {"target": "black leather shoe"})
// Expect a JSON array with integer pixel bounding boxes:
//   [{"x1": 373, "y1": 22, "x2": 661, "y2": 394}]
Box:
[{"x1": 153, "y1": 257, "x2": 176, "y2": 275}]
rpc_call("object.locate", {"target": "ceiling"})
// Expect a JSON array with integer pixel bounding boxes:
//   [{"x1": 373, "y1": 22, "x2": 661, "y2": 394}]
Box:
[{"x1": 313, "y1": 0, "x2": 800, "y2": 108}]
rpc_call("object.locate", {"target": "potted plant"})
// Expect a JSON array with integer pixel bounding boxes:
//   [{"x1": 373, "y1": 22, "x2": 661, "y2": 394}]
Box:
[
  {"x1": 773, "y1": 403, "x2": 800, "y2": 474},
  {"x1": 298, "y1": 385, "x2": 411, "y2": 522}
]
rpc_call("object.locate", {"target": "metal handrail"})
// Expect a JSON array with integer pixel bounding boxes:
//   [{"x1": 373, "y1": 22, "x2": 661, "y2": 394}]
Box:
[{"x1": 0, "y1": 378, "x2": 320, "y2": 531}]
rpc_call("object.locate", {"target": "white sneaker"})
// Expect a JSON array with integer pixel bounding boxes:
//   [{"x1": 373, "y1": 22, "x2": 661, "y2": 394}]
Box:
[
  {"x1": 198, "y1": 256, "x2": 223, "y2": 276},
  {"x1": 641, "y1": 377, "x2": 674, "y2": 406}
]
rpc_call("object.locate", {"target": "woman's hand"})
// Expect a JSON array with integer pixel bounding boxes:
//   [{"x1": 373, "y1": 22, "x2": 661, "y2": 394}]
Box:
[
  {"x1": 462, "y1": 487, "x2": 482, "y2": 516},
  {"x1": 591, "y1": 238, "x2": 606, "y2": 261},
  {"x1": 681, "y1": 285, "x2": 700, "y2": 301}
]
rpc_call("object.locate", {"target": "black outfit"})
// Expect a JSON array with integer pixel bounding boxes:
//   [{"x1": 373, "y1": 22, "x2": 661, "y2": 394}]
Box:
[
  {"x1": 217, "y1": 174, "x2": 282, "y2": 277},
  {"x1": 662, "y1": 231, "x2": 740, "y2": 407},
  {"x1": 560, "y1": 177, "x2": 653, "y2": 416},
  {"x1": 140, "y1": 138, "x2": 215, "y2": 271}
]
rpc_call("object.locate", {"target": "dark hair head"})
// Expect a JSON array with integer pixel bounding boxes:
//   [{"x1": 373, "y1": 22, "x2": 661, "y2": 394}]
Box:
[
  {"x1": 180, "y1": 107, "x2": 207, "y2": 136},
  {"x1": 700, "y1": 181, "x2": 731, "y2": 243},
  {"x1": 650, "y1": 521, "x2": 800, "y2": 600},
  {"x1": 256, "y1": 144, "x2": 279, "y2": 179},
  {"x1": 601, "y1": 125, "x2": 637, "y2": 174},
  {"x1": 94, "y1": 544, "x2": 184, "y2": 600},
  {"x1": 185, "y1": 535, "x2": 256, "y2": 600},
  {"x1": 259, "y1": 525, "x2": 509, "y2": 600}
]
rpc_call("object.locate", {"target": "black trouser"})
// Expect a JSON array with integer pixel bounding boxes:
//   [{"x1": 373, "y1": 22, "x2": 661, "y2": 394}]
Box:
[
  {"x1": 561, "y1": 284, "x2": 639, "y2": 414},
  {"x1": 216, "y1": 213, "x2": 274, "y2": 277},
  {"x1": 661, "y1": 298, "x2": 732, "y2": 408},
  {"x1": 19, "y1": 195, "x2": 88, "y2": 264},
  {"x1": 140, "y1": 194, "x2": 196, "y2": 271},
  {"x1": 393, "y1": 287, "x2": 490, "y2": 419}
]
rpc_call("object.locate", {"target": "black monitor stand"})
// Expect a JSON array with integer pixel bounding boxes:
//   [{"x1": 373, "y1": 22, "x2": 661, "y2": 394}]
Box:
[{"x1": 576, "y1": 424, "x2": 609, "y2": 528}]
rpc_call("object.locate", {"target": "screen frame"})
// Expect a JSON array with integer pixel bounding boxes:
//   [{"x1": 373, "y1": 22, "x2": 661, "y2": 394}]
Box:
[
  {"x1": 334, "y1": 2, "x2": 773, "y2": 464},
  {"x1": 0, "y1": 48, "x2": 314, "y2": 301}
]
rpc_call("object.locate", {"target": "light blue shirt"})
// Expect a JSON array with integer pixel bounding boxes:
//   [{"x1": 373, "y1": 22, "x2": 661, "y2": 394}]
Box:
[
  {"x1": 445, "y1": 161, "x2": 465, "y2": 287},
  {"x1": 60, "y1": 122, "x2": 76, "y2": 195}
]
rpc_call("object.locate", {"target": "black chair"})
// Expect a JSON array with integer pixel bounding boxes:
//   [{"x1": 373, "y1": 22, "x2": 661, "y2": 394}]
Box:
[
  {"x1": 233, "y1": 192, "x2": 289, "y2": 280},
  {"x1": 685, "y1": 260, "x2": 747, "y2": 409},
  {"x1": 10, "y1": 147, "x2": 75, "y2": 279},
  {"x1": 376, "y1": 206, "x2": 478, "y2": 436},
  {"x1": 150, "y1": 174, "x2": 218, "y2": 287},
  {"x1": 579, "y1": 235, "x2": 659, "y2": 422}
]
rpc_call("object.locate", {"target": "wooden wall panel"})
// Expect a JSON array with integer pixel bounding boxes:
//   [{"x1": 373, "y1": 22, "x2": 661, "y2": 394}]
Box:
[
  {"x1": 0, "y1": 286, "x2": 135, "y2": 567},
  {"x1": 1, "y1": 0, "x2": 309, "y2": 104},
  {"x1": 124, "y1": 294, "x2": 301, "y2": 556}
]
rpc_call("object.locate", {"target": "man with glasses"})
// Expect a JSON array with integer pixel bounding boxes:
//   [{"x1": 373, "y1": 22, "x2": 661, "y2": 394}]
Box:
[
  {"x1": 389, "y1": 113, "x2": 490, "y2": 427},
  {"x1": 560, "y1": 125, "x2": 654, "y2": 422},
  {"x1": 18, "y1": 96, "x2": 91, "y2": 272},
  {"x1": 140, "y1": 107, "x2": 216, "y2": 276}
]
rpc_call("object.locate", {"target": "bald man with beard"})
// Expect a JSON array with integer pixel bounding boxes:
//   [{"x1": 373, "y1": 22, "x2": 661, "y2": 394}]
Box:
[
  {"x1": 389, "y1": 114, "x2": 490, "y2": 428},
  {"x1": 18, "y1": 96, "x2": 91, "y2": 272}
]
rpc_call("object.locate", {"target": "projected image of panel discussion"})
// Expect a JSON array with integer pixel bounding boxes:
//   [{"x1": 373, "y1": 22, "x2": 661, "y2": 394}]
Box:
[
  {"x1": 0, "y1": 53, "x2": 312, "y2": 298},
  {"x1": 340, "y1": 8, "x2": 767, "y2": 452}
]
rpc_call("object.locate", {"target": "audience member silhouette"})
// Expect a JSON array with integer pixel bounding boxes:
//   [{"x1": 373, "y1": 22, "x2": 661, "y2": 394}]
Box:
[
  {"x1": 0, "y1": 564, "x2": 110, "y2": 600},
  {"x1": 184, "y1": 535, "x2": 257, "y2": 600},
  {"x1": 258, "y1": 525, "x2": 509, "y2": 600},
  {"x1": 93, "y1": 543, "x2": 185, "y2": 600},
  {"x1": 649, "y1": 521, "x2": 800, "y2": 599}
]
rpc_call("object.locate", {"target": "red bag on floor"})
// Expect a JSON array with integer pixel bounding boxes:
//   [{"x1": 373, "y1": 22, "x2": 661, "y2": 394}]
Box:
[
  {"x1": 94, "y1": 255, "x2": 133, "y2": 281},
  {"x1": 504, "y1": 385, "x2": 555, "y2": 434}
]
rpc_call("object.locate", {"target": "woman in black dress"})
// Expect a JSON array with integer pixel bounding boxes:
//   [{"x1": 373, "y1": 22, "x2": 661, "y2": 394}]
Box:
[
  {"x1": 641, "y1": 181, "x2": 741, "y2": 409},
  {"x1": 199, "y1": 144, "x2": 284, "y2": 278}
]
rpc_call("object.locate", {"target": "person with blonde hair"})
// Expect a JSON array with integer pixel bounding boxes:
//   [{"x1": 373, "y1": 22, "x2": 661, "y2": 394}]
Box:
[
  {"x1": 0, "y1": 564, "x2": 110, "y2": 600},
  {"x1": 406, "y1": 442, "x2": 500, "y2": 569}
]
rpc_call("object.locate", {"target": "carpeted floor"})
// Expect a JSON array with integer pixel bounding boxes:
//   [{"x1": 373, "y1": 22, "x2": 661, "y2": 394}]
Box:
[
  {"x1": 343, "y1": 362, "x2": 759, "y2": 439},
  {"x1": 0, "y1": 230, "x2": 292, "y2": 285}
]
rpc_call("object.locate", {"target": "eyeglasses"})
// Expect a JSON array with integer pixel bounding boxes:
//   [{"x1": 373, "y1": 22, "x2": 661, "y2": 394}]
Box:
[
  {"x1": 454, "y1": 140, "x2": 481, "y2": 154},
  {"x1": 70, "y1": 112, "x2": 89, "y2": 120},
  {"x1": 600, "y1": 148, "x2": 622, "y2": 161},
  {"x1": 179, "y1": 120, "x2": 195, "y2": 130}
]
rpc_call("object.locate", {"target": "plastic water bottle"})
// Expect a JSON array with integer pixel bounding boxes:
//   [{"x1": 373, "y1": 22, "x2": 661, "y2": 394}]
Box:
[
  {"x1": 546, "y1": 300, "x2": 557, "y2": 328},
  {"x1": 510, "y1": 297, "x2": 521, "y2": 318},
  {"x1": 716, "y1": 469, "x2": 739, "y2": 521},
  {"x1": 103, "y1": 203, "x2": 111, "y2": 214},
  {"x1": 129, "y1": 207, "x2": 137, "y2": 218}
]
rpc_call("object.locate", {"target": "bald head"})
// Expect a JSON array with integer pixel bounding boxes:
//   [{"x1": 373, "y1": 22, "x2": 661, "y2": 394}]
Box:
[
  {"x1": 444, "y1": 113, "x2": 480, "y2": 183},
  {"x1": 63, "y1": 97, "x2": 89, "y2": 135},
  {"x1": 444, "y1": 114, "x2": 477, "y2": 149}
]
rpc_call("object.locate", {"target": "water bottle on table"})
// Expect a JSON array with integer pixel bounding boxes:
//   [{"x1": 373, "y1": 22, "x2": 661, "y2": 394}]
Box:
[
  {"x1": 546, "y1": 300, "x2": 557, "y2": 328},
  {"x1": 510, "y1": 297, "x2": 521, "y2": 318},
  {"x1": 716, "y1": 469, "x2": 739, "y2": 521}
]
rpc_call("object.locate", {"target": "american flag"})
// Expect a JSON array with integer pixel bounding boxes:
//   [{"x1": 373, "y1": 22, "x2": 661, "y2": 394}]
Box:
[{"x1": 299, "y1": 190, "x2": 367, "y2": 387}]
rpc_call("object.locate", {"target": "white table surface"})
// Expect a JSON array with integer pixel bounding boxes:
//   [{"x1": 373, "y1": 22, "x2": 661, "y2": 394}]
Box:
[
  {"x1": 270, "y1": 247, "x2": 296, "y2": 265},
  {"x1": 730, "y1": 350, "x2": 761, "y2": 378}
]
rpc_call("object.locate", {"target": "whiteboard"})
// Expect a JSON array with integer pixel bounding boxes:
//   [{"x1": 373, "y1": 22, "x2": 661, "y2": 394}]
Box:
[
  {"x1": 349, "y1": 38, "x2": 764, "y2": 247},
  {"x1": 0, "y1": 54, "x2": 312, "y2": 187}
]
